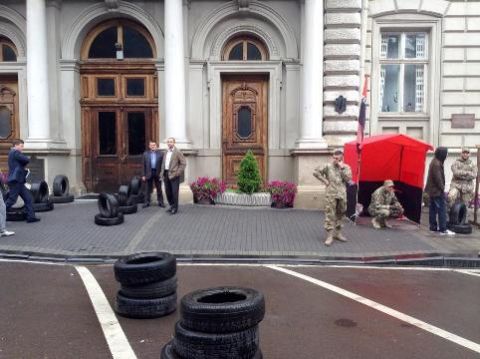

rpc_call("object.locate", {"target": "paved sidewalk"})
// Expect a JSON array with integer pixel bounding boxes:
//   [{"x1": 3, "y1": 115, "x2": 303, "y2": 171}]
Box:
[{"x1": 0, "y1": 201, "x2": 479, "y2": 263}]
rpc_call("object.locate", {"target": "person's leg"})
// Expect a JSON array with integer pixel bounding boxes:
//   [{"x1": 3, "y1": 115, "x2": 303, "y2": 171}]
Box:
[
  {"x1": 154, "y1": 175, "x2": 164, "y2": 206},
  {"x1": 144, "y1": 177, "x2": 153, "y2": 206},
  {"x1": 447, "y1": 187, "x2": 458, "y2": 210},
  {"x1": 334, "y1": 199, "x2": 347, "y2": 241},
  {"x1": 171, "y1": 176, "x2": 180, "y2": 212},
  {"x1": 5, "y1": 182, "x2": 20, "y2": 210},
  {"x1": 323, "y1": 196, "x2": 335, "y2": 245},
  {"x1": 164, "y1": 174, "x2": 173, "y2": 207},
  {"x1": 0, "y1": 193, "x2": 6, "y2": 232},
  {"x1": 437, "y1": 196, "x2": 447, "y2": 232},
  {"x1": 429, "y1": 196, "x2": 439, "y2": 231},
  {"x1": 19, "y1": 185, "x2": 36, "y2": 221}
]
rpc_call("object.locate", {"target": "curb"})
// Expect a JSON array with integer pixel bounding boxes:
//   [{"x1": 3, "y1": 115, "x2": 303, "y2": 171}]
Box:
[{"x1": 0, "y1": 249, "x2": 479, "y2": 268}]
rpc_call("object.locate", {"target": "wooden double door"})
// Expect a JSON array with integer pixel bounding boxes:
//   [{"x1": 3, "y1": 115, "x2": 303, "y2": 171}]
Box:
[
  {"x1": 222, "y1": 74, "x2": 268, "y2": 186},
  {"x1": 0, "y1": 75, "x2": 19, "y2": 170},
  {"x1": 83, "y1": 107, "x2": 156, "y2": 192}
]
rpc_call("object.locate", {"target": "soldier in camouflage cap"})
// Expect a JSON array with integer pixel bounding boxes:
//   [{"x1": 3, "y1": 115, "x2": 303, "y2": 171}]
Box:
[
  {"x1": 447, "y1": 147, "x2": 477, "y2": 210},
  {"x1": 313, "y1": 150, "x2": 352, "y2": 246},
  {"x1": 368, "y1": 180, "x2": 404, "y2": 229}
]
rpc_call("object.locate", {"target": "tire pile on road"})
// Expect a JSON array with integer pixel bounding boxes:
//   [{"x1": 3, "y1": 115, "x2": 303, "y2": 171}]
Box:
[
  {"x1": 161, "y1": 287, "x2": 265, "y2": 359},
  {"x1": 30, "y1": 180, "x2": 54, "y2": 212},
  {"x1": 94, "y1": 192, "x2": 124, "y2": 226},
  {"x1": 114, "y1": 252, "x2": 177, "y2": 318},
  {"x1": 51, "y1": 175, "x2": 74, "y2": 203},
  {"x1": 448, "y1": 202, "x2": 472, "y2": 234}
]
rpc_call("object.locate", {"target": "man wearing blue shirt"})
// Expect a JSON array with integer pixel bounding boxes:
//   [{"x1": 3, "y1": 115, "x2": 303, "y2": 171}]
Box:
[
  {"x1": 142, "y1": 140, "x2": 165, "y2": 208},
  {"x1": 5, "y1": 139, "x2": 40, "y2": 223}
]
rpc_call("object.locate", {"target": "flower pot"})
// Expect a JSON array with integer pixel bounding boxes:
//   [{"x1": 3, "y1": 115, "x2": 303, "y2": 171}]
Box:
[
  {"x1": 272, "y1": 202, "x2": 287, "y2": 209},
  {"x1": 196, "y1": 197, "x2": 214, "y2": 205}
]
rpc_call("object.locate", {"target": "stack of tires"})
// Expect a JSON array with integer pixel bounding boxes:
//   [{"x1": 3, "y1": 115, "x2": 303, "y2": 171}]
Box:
[
  {"x1": 162, "y1": 287, "x2": 265, "y2": 359},
  {"x1": 114, "y1": 252, "x2": 177, "y2": 318},
  {"x1": 30, "y1": 180, "x2": 54, "y2": 212},
  {"x1": 448, "y1": 202, "x2": 472, "y2": 234},
  {"x1": 116, "y1": 184, "x2": 137, "y2": 215},
  {"x1": 51, "y1": 175, "x2": 74, "y2": 203},
  {"x1": 95, "y1": 192, "x2": 124, "y2": 226},
  {"x1": 128, "y1": 176, "x2": 144, "y2": 205}
]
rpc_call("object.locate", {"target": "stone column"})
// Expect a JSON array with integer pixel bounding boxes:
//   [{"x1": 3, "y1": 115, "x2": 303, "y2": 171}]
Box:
[
  {"x1": 296, "y1": 0, "x2": 327, "y2": 149},
  {"x1": 164, "y1": 0, "x2": 190, "y2": 147},
  {"x1": 26, "y1": 0, "x2": 50, "y2": 141}
]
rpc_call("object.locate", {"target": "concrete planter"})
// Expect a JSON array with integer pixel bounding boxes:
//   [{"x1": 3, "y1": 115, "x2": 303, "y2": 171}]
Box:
[{"x1": 215, "y1": 192, "x2": 272, "y2": 207}]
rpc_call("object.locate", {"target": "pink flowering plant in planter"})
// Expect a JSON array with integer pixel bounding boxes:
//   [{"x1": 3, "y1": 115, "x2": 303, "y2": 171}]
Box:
[
  {"x1": 266, "y1": 180, "x2": 297, "y2": 208},
  {"x1": 190, "y1": 177, "x2": 227, "y2": 204}
]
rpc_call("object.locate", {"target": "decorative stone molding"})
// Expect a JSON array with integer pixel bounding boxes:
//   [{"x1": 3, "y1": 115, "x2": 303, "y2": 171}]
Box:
[
  {"x1": 104, "y1": 0, "x2": 119, "y2": 10},
  {"x1": 191, "y1": 1, "x2": 298, "y2": 60},
  {"x1": 369, "y1": 0, "x2": 450, "y2": 18},
  {"x1": 237, "y1": 0, "x2": 250, "y2": 11},
  {"x1": 209, "y1": 22, "x2": 280, "y2": 60},
  {"x1": 62, "y1": 0, "x2": 164, "y2": 60},
  {"x1": 215, "y1": 192, "x2": 271, "y2": 207},
  {"x1": 0, "y1": 6, "x2": 27, "y2": 57}
]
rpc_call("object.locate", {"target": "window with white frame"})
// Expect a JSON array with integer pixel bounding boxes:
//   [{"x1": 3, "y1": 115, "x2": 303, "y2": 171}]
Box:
[{"x1": 379, "y1": 32, "x2": 428, "y2": 113}]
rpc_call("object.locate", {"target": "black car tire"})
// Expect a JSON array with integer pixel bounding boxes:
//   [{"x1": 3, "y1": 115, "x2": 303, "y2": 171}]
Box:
[
  {"x1": 6, "y1": 208, "x2": 26, "y2": 221},
  {"x1": 114, "y1": 291, "x2": 176, "y2": 319},
  {"x1": 449, "y1": 202, "x2": 467, "y2": 226},
  {"x1": 173, "y1": 322, "x2": 259, "y2": 359},
  {"x1": 94, "y1": 213, "x2": 124, "y2": 226},
  {"x1": 114, "y1": 252, "x2": 176, "y2": 286},
  {"x1": 30, "y1": 180, "x2": 50, "y2": 203},
  {"x1": 51, "y1": 194, "x2": 74, "y2": 204},
  {"x1": 97, "y1": 193, "x2": 119, "y2": 218},
  {"x1": 451, "y1": 223, "x2": 473, "y2": 234},
  {"x1": 117, "y1": 185, "x2": 131, "y2": 206},
  {"x1": 161, "y1": 341, "x2": 182, "y2": 359},
  {"x1": 120, "y1": 275, "x2": 177, "y2": 299},
  {"x1": 118, "y1": 204, "x2": 137, "y2": 215},
  {"x1": 52, "y1": 175, "x2": 70, "y2": 197},
  {"x1": 33, "y1": 200, "x2": 54, "y2": 212},
  {"x1": 180, "y1": 287, "x2": 265, "y2": 334},
  {"x1": 130, "y1": 176, "x2": 142, "y2": 195}
]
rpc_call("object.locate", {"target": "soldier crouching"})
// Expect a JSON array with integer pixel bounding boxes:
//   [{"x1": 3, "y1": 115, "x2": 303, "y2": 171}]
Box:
[
  {"x1": 313, "y1": 150, "x2": 352, "y2": 246},
  {"x1": 368, "y1": 179, "x2": 404, "y2": 229}
]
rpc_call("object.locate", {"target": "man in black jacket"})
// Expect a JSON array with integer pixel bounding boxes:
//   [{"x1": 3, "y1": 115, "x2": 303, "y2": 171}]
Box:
[
  {"x1": 5, "y1": 139, "x2": 40, "y2": 223},
  {"x1": 142, "y1": 140, "x2": 165, "y2": 208},
  {"x1": 425, "y1": 147, "x2": 454, "y2": 235}
]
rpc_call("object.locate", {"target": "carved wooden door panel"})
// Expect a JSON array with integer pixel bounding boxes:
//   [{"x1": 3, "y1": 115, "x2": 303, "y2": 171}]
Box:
[
  {"x1": 222, "y1": 75, "x2": 268, "y2": 186},
  {"x1": 85, "y1": 108, "x2": 154, "y2": 192},
  {"x1": 0, "y1": 75, "x2": 19, "y2": 171}
]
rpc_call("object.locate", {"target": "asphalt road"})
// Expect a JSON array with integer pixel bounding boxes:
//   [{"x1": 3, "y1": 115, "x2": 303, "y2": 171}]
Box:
[{"x1": 0, "y1": 261, "x2": 479, "y2": 359}]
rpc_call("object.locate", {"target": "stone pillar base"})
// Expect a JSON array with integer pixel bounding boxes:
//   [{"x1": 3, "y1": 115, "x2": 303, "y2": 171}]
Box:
[{"x1": 291, "y1": 149, "x2": 331, "y2": 210}]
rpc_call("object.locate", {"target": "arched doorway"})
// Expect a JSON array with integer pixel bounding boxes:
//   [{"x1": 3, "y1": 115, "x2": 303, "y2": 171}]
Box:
[
  {"x1": 0, "y1": 37, "x2": 20, "y2": 169},
  {"x1": 80, "y1": 19, "x2": 158, "y2": 192},
  {"x1": 221, "y1": 35, "x2": 269, "y2": 186}
]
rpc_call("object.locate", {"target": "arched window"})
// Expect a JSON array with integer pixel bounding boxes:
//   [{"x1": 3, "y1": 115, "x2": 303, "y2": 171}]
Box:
[
  {"x1": 82, "y1": 20, "x2": 155, "y2": 60},
  {"x1": 0, "y1": 38, "x2": 17, "y2": 62},
  {"x1": 222, "y1": 36, "x2": 268, "y2": 61}
]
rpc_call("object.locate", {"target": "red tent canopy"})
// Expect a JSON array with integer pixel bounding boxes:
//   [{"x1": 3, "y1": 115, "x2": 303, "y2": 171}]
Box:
[{"x1": 344, "y1": 134, "x2": 433, "y2": 188}]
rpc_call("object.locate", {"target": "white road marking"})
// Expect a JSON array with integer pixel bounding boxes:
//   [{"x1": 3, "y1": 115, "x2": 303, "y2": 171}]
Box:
[
  {"x1": 454, "y1": 269, "x2": 480, "y2": 278},
  {"x1": 267, "y1": 264, "x2": 480, "y2": 355},
  {"x1": 76, "y1": 266, "x2": 137, "y2": 359}
]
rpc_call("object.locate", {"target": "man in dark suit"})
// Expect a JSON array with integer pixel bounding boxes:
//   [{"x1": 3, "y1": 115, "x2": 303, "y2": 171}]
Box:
[
  {"x1": 5, "y1": 139, "x2": 40, "y2": 223},
  {"x1": 161, "y1": 137, "x2": 186, "y2": 215},
  {"x1": 142, "y1": 140, "x2": 165, "y2": 208}
]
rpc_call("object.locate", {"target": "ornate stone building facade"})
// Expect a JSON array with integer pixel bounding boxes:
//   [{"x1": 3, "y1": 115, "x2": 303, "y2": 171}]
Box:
[{"x1": 0, "y1": 0, "x2": 478, "y2": 207}]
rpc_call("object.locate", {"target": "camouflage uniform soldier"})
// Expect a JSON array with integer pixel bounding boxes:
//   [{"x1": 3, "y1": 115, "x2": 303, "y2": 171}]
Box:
[
  {"x1": 368, "y1": 179, "x2": 404, "y2": 229},
  {"x1": 447, "y1": 147, "x2": 477, "y2": 209},
  {"x1": 313, "y1": 150, "x2": 352, "y2": 246}
]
